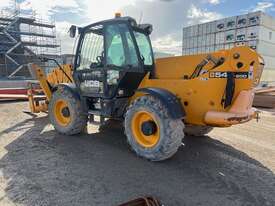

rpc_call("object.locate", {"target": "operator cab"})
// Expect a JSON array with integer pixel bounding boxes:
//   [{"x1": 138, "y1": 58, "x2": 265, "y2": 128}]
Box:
[{"x1": 69, "y1": 15, "x2": 154, "y2": 119}]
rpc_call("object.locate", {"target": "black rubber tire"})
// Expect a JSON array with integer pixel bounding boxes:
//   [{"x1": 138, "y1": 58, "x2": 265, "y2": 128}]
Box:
[
  {"x1": 184, "y1": 125, "x2": 213, "y2": 137},
  {"x1": 124, "y1": 95, "x2": 185, "y2": 161},
  {"x1": 49, "y1": 88, "x2": 88, "y2": 135}
]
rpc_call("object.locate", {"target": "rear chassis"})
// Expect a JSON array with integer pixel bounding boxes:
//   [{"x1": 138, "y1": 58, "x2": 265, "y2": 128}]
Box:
[{"x1": 138, "y1": 47, "x2": 264, "y2": 127}]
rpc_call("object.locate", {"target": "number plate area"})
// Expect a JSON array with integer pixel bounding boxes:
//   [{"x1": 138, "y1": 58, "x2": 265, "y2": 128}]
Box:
[{"x1": 209, "y1": 71, "x2": 252, "y2": 79}]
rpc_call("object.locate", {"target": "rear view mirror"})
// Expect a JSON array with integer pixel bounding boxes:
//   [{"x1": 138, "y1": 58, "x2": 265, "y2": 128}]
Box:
[
  {"x1": 138, "y1": 24, "x2": 153, "y2": 35},
  {"x1": 69, "y1": 25, "x2": 77, "y2": 38}
]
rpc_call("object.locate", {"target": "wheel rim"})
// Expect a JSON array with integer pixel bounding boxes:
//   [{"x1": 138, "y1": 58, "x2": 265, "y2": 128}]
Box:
[
  {"x1": 54, "y1": 99, "x2": 71, "y2": 126},
  {"x1": 131, "y1": 111, "x2": 160, "y2": 148}
]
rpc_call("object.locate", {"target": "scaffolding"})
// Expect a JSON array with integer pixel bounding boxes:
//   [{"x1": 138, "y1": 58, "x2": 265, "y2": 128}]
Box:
[{"x1": 0, "y1": 8, "x2": 61, "y2": 79}]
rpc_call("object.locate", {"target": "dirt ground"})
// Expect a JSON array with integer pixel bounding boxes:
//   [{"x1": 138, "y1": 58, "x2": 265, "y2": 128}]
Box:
[{"x1": 0, "y1": 101, "x2": 274, "y2": 206}]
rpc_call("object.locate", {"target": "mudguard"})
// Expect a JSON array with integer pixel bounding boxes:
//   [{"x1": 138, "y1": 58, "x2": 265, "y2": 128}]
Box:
[
  {"x1": 137, "y1": 87, "x2": 185, "y2": 119},
  {"x1": 53, "y1": 83, "x2": 80, "y2": 100}
]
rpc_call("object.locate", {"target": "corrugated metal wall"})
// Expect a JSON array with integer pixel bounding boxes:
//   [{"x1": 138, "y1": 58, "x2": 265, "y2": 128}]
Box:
[{"x1": 182, "y1": 11, "x2": 275, "y2": 81}]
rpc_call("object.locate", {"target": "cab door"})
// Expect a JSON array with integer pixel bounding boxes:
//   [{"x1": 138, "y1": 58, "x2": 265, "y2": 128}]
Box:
[
  {"x1": 104, "y1": 23, "x2": 145, "y2": 98},
  {"x1": 73, "y1": 24, "x2": 106, "y2": 97},
  {"x1": 74, "y1": 22, "x2": 145, "y2": 99}
]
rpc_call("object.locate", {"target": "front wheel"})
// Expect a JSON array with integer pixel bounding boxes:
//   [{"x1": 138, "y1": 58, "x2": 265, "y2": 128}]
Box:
[
  {"x1": 124, "y1": 95, "x2": 185, "y2": 161},
  {"x1": 49, "y1": 88, "x2": 88, "y2": 135}
]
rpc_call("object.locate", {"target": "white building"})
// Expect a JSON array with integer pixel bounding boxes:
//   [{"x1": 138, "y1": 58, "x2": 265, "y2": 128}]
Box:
[{"x1": 182, "y1": 11, "x2": 275, "y2": 81}]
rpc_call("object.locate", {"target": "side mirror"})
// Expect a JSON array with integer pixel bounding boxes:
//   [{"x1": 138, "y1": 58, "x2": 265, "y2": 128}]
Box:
[
  {"x1": 138, "y1": 24, "x2": 153, "y2": 35},
  {"x1": 69, "y1": 25, "x2": 77, "y2": 38},
  {"x1": 146, "y1": 25, "x2": 153, "y2": 35}
]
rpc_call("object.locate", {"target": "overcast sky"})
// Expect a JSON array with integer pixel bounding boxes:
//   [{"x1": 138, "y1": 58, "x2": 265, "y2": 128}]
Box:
[{"x1": 1, "y1": 0, "x2": 275, "y2": 55}]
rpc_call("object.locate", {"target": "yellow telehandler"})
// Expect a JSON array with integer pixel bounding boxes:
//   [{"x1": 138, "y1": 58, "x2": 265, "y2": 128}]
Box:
[{"x1": 28, "y1": 15, "x2": 264, "y2": 161}]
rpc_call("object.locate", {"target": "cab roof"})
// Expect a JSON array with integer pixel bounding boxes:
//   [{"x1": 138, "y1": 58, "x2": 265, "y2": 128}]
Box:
[{"x1": 82, "y1": 16, "x2": 138, "y2": 31}]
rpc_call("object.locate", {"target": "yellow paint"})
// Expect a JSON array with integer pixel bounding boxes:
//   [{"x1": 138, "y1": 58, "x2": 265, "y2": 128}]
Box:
[
  {"x1": 204, "y1": 90, "x2": 256, "y2": 126},
  {"x1": 131, "y1": 111, "x2": 160, "y2": 148},
  {"x1": 28, "y1": 64, "x2": 74, "y2": 113},
  {"x1": 27, "y1": 89, "x2": 48, "y2": 113},
  {"x1": 134, "y1": 46, "x2": 264, "y2": 126},
  {"x1": 47, "y1": 64, "x2": 73, "y2": 85},
  {"x1": 54, "y1": 99, "x2": 71, "y2": 126},
  {"x1": 29, "y1": 47, "x2": 264, "y2": 128},
  {"x1": 32, "y1": 64, "x2": 52, "y2": 101}
]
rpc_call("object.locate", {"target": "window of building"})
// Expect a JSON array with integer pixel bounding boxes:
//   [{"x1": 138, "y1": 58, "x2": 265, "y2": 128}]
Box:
[
  {"x1": 249, "y1": 16, "x2": 260, "y2": 25},
  {"x1": 227, "y1": 21, "x2": 235, "y2": 28},
  {"x1": 226, "y1": 34, "x2": 234, "y2": 41},
  {"x1": 238, "y1": 19, "x2": 246, "y2": 26},
  {"x1": 217, "y1": 23, "x2": 224, "y2": 30},
  {"x1": 236, "y1": 34, "x2": 246, "y2": 41},
  {"x1": 249, "y1": 17, "x2": 256, "y2": 24},
  {"x1": 269, "y1": 32, "x2": 272, "y2": 40}
]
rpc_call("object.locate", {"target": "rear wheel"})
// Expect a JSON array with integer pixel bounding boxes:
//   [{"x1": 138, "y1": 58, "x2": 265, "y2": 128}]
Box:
[
  {"x1": 184, "y1": 125, "x2": 213, "y2": 137},
  {"x1": 49, "y1": 88, "x2": 88, "y2": 135},
  {"x1": 124, "y1": 95, "x2": 184, "y2": 161}
]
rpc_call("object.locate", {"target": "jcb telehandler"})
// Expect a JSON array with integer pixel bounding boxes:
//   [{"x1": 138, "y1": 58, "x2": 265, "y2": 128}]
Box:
[{"x1": 28, "y1": 14, "x2": 264, "y2": 161}]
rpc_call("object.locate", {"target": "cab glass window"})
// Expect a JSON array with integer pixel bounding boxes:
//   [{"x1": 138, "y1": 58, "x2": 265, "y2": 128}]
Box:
[
  {"x1": 134, "y1": 31, "x2": 153, "y2": 66},
  {"x1": 105, "y1": 25, "x2": 125, "y2": 67},
  {"x1": 77, "y1": 25, "x2": 104, "y2": 70},
  {"x1": 105, "y1": 24, "x2": 139, "y2": 68}
]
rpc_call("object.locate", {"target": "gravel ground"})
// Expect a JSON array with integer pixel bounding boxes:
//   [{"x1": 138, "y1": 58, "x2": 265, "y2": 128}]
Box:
[{"x1": 0, "y1": 101, "x2": 274, "y2": 206}]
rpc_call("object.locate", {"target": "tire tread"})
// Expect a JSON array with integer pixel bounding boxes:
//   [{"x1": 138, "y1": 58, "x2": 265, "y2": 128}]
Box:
[{"x1": 124, "y1": 95, "x2": 184, "y2": 161}]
